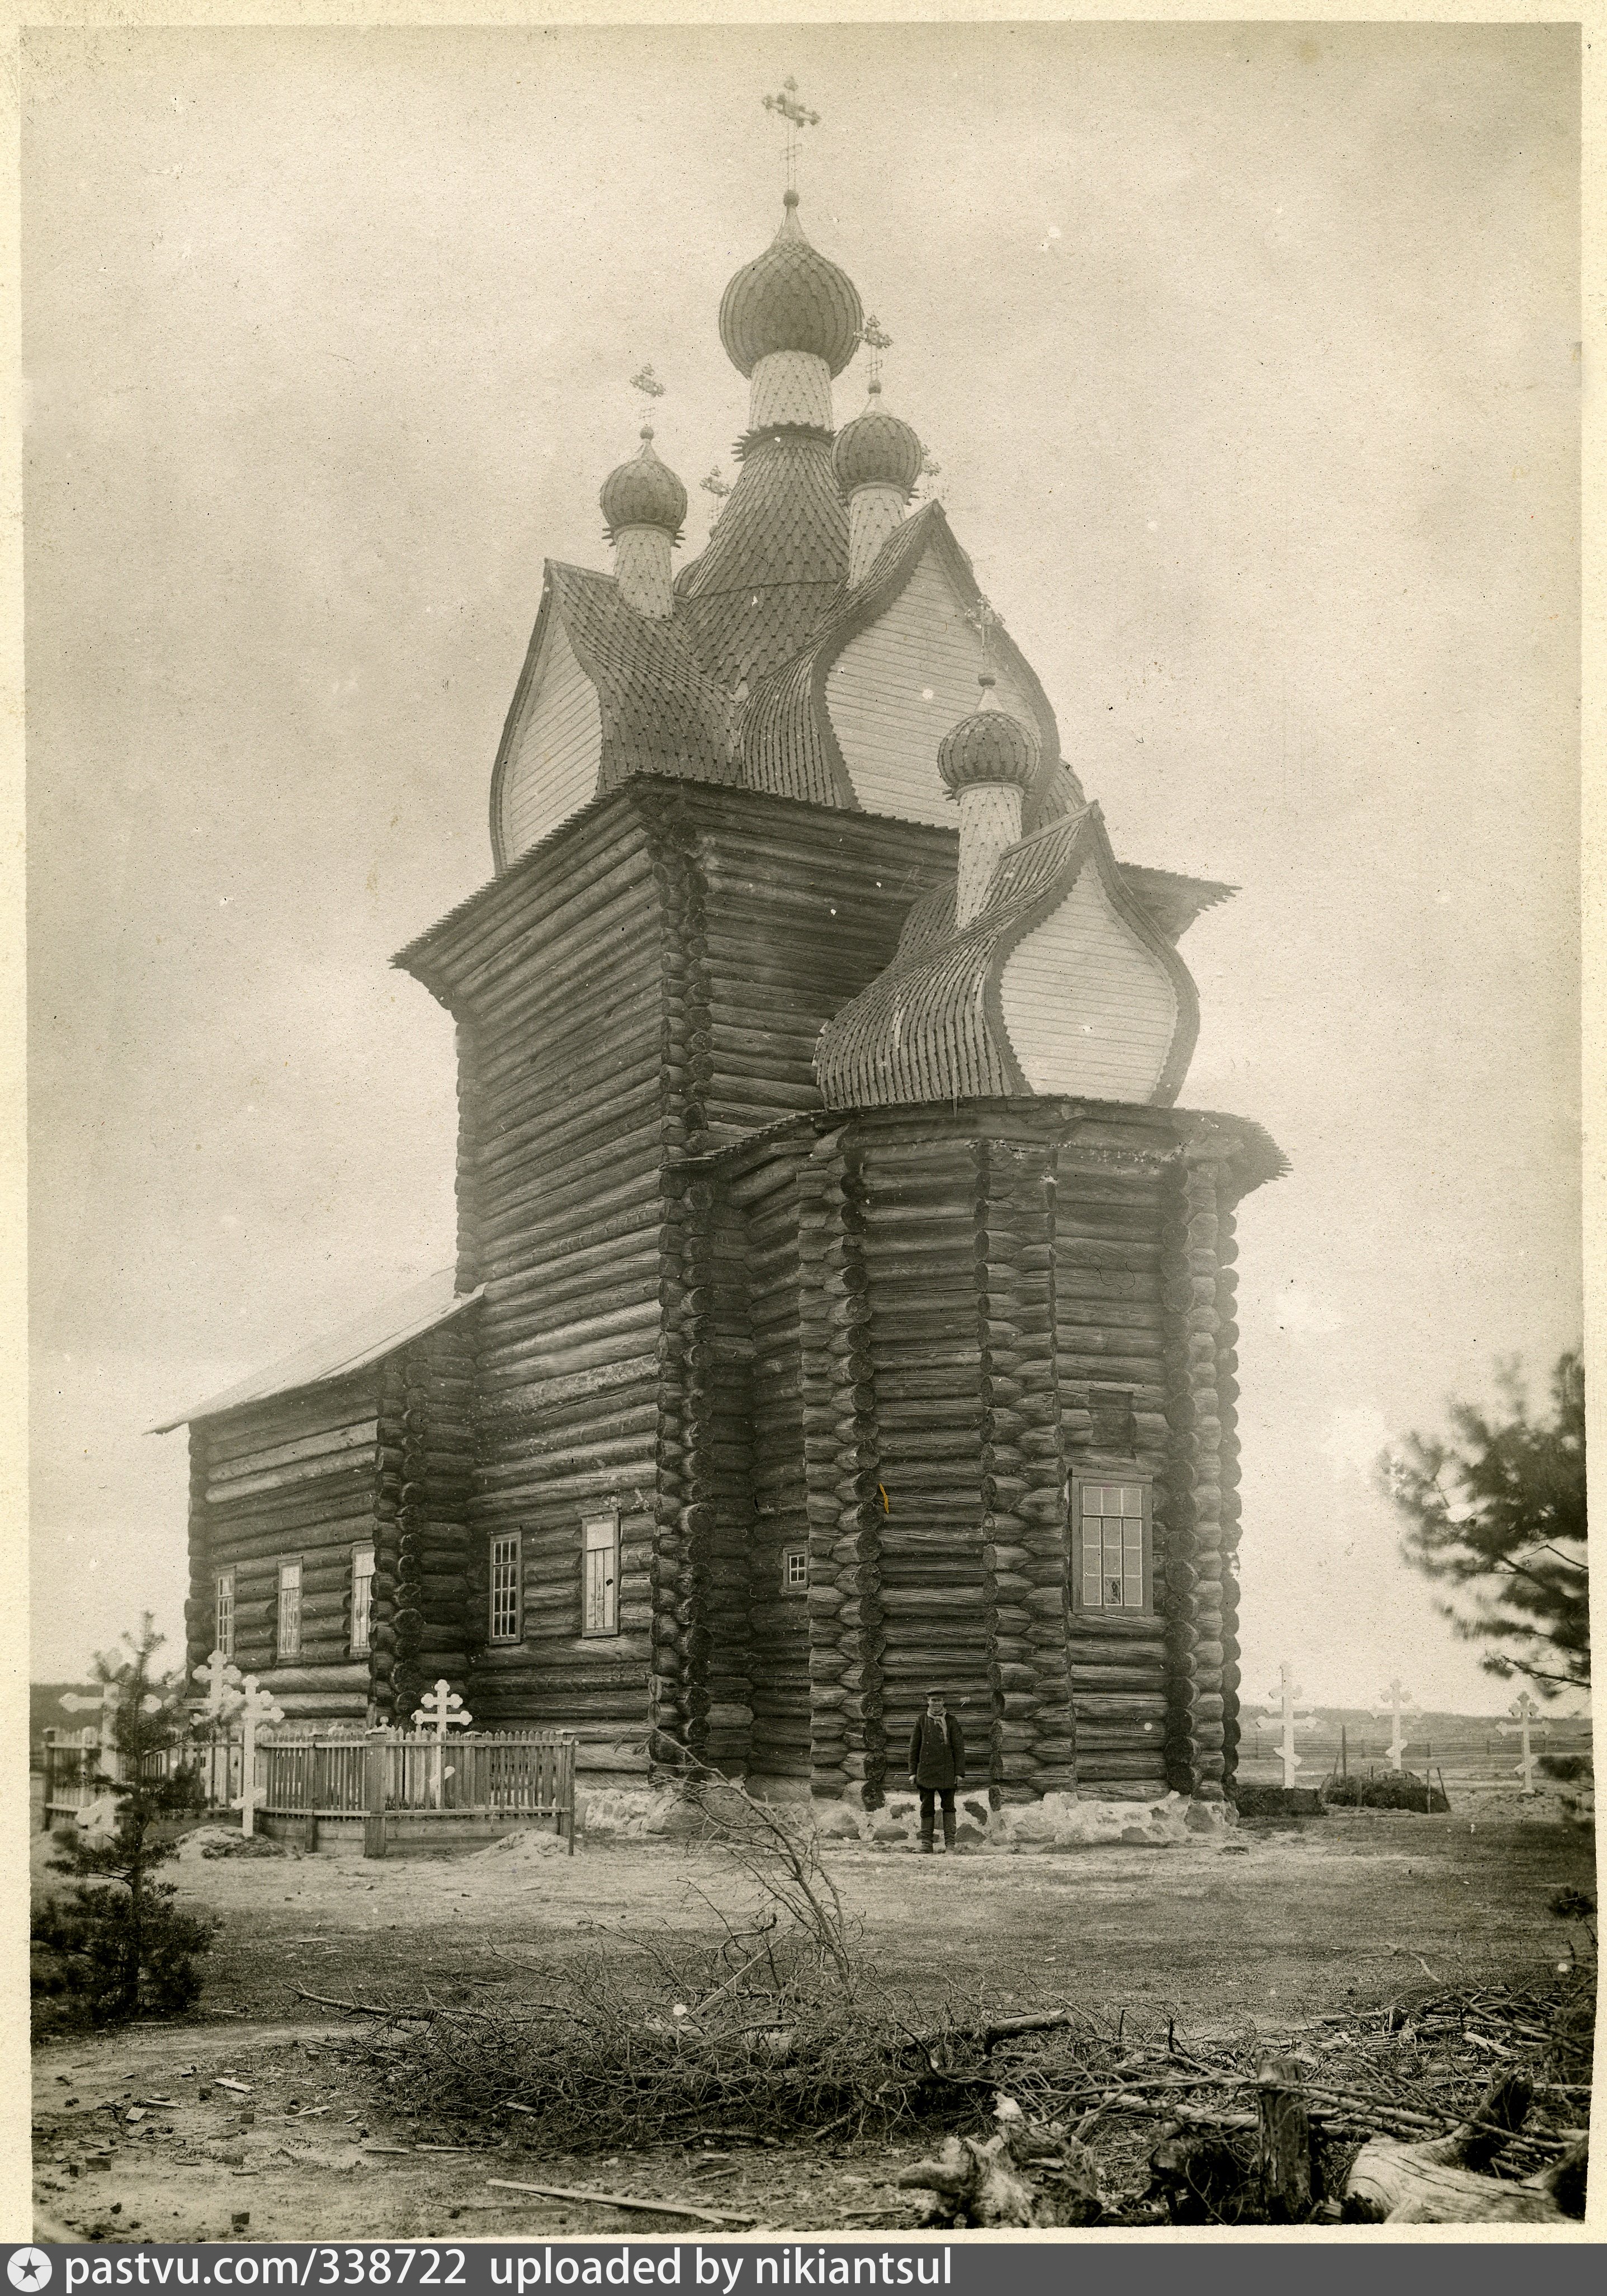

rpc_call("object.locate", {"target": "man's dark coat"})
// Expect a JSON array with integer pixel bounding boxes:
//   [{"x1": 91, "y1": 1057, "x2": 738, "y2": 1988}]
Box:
[{"x1": 908, "y1": 1710, "x2": 966, "y2": 1788}]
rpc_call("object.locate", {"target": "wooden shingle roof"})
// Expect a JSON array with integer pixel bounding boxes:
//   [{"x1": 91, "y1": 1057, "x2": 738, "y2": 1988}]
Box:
[
  {"x1": 814, "y1": 805, "x2": 1199, "y2": 1110},
  {"x1": 676, "y1": 431, "x2": 848, "y2": 689}
]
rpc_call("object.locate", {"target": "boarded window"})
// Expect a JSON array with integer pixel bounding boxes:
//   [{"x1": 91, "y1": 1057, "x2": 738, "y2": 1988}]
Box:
[
  {"x1": 583, "y1": 1512, "x2": 620, "y2": 1637},
  {"x1": 215, "y1": 1570, "x2": 235, "y2": 1659},
  {"x1": 349, "y1": 1544, "x2": 375, "y2": 1657},
  {"x1": 276, "y1": 1558, "x2": 303, "y2": 1661},
  {"x1": 1073, "y1": 1480, "x2": 1151, "y2": 1614},
  {"x1": 781, "y1": 1545, "x2": 809, "y2": 1595},
  {"x1": 489, "y1": 1533, "x2": 522, "y2": 1644}
]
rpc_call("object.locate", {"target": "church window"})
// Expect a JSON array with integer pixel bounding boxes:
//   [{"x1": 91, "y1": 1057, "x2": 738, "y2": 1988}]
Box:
[
  {"x1": 781, "y1": 1545, "x2": 809, "y2": 1594},
  {"x1": 276, "y1": 1558, "x2": 303, "y2": 1661},
  {"x1": 1072, "y1": 1480, "x2": 1152, "y2": 1614},
  {"x1": 489, "y1": 1533, "x2": 522, "y2": 1644},
  {"x1": 349, "y1": 1543, "x2": 375, "y2": 1657},
  {"x1": 214, "y1": 1569, "x2": 235, "y2": 1659},
  {"x1": 583, "y1": 1511, "x2": 620, "y2": 1637}
]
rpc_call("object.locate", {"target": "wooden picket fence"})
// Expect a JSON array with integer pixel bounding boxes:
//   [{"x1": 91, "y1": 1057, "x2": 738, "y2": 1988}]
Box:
[
  {"x1": 223, "y1": 1728, "x2": 577, "y2": 1855},
  {"x1": 43, "y1": 1723, "x2": 577, "y2": 1855}
]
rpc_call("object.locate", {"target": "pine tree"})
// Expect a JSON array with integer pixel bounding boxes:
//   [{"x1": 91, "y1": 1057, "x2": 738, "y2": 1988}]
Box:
[
  {"x1": 31, "y1": 1614, "x2": 217, "y2": 2031},
  {"x1": 1379, "y1": 1349, "x2": 1588, "y2": 1699}
]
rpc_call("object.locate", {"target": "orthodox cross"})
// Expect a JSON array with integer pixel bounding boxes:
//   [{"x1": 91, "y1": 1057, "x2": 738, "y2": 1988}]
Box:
[
  {"x1": 413, "y1": 1677, "x2": 472, "y2": 1810},
  {"x1": 413, "y1": 1677, "x2": 473, "y2": 1740},
  {"x1": 1373, "y1": 1677, "x2": 1418, "y2": 1773},
  {"x1": 861, "y1": 314, "x2": 892, "y2": 390},
  {"x1": 232, "y1": 1675, "x2": 285, "y2": 1838},
  {"x1": 1260, "y1": 1664, "x2": 1315, "y2": 1789},
  {"x1": 60, "y1": 1679, "x2": 124, "y2": 1781},
  {"x1": 762, "y1": 77, "x2": 820, "y2": 196},
  {"x1": 701, "y1": 465, "x2": 731, "y2": 518},
  {"x1": 1497, "y1": 1690, "x2": 1544, "y2": 1797},
  {"x1": 630, "y1": 363, "x2": 665, "y2": 402},
  {"x1": 193, "y1": 1647, "x2": 245, "y2": 1721},
  {"x1": 962, "y1": 596, "x2": 1001, "y2": 678}
]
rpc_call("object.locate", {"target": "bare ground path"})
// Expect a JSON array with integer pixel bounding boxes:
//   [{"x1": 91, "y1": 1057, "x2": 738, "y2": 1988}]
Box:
[{"x1": 31, "y1": 1803, "x2": 1593, "y2": 2241}]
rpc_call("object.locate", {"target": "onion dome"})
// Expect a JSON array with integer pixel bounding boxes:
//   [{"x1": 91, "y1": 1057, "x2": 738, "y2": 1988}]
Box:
[
  {"x1": 937, "y1": 676, "x2": 1041, "y2": 795},
  {"x1": 832, "y1": 381, "x2": 924, "y2": 497},
  {"x1": 599, "y1": 428, "x2": 688, "y2": 540},
  {"x1": 719, "y1": 191, "x2": 864, "y2": 380}
]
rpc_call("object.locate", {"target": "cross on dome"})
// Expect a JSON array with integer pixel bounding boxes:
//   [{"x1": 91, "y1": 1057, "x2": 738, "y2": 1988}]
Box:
[{"x1": 762, "y1": 76, "x2": 820, "y2": 196}]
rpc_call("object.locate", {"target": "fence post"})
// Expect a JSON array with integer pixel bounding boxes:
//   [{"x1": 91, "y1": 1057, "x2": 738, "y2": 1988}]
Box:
[
  {"x1": 363, "y1": 1735, "x2": 389, "y2": 1860},
  {"x1": 565, "y1": 1737, "x2": 576, "y2": 1856}
]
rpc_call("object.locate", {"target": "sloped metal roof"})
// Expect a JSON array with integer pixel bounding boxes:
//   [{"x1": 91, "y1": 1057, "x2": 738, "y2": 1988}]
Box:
[{"x1": 149, "y1": 1268, "x2": 483, "y2": 1433}]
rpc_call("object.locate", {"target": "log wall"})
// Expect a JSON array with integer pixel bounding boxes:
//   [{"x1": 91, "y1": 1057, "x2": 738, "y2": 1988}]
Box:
[{"x1": 182, "y1": 1370, "x2": 383, "y2": 1723}]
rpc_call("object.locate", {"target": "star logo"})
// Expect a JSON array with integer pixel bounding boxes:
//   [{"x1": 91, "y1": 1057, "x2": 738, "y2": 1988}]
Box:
[{"x1": 8, "y1": 2250, "x2": 52, "y2": 2292}]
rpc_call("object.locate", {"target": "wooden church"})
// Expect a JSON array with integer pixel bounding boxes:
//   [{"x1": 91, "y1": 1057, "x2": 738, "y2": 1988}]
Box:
[{"x1": 163, "y1": 165, "x2": 1284, "y2": 1813}]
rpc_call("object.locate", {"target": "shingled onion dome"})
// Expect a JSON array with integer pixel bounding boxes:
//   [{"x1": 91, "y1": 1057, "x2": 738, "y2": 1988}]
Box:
[
  {"x1": 833, "y1": 380, "x2": 924, "y2": 586},
  {"x1": 939, "y1": 676, "x2": 1041, "y2": 927},
  {"x1": 719, "y1": 190, "x2": 864, "y2": 433},
  {"x1": 599, "y1": 428, "x2": 687, "y2": 620}
]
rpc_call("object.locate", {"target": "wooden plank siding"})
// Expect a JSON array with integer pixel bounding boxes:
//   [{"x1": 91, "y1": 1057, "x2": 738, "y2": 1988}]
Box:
[{"x1": 999, "y1": 866, "x2": 1180, "y2": 1102}]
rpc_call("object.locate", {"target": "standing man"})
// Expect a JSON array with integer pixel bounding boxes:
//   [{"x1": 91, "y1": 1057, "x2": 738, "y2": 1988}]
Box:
[{"x1": 908, "y1": 1690, "x2": 966, "y2": 1854}]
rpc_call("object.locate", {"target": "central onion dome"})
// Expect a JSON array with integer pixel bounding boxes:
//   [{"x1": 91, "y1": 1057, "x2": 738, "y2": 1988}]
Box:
[
  {"x1": 938, "y1": 676, "x2": 1041, "y2": 795},
  {"x1": 719, "y1": 191, "x2": 864, "y2": 380},
  {"x1": 599, "y1": 428, "x2": 687, "y2": 540},
  {"x1": 831, "y1": 380, "x2": 924, "y2": 497}
]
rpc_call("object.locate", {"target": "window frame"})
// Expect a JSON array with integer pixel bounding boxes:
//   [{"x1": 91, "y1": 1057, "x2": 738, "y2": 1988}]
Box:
[
  {"x1": 349, "y1": 1542, "x2": 376, "y2": 1658},
  {"x1": 489, "y1": 1530, "x2": 523, "y2": 1646},
  {"x1": 582, "y1": 1509, "x2": 621, "y2": 1638},
  {"x1": 214, "y1": 1568, "x2": 235, "y2": 1659},
  {"x1": 1070, "y1": 1475, "x2": 1154, "y2": 1618},
  {"x1": 780, "y1": 1543, "x2": 809, "y2": 1596},
  {"x1": 276, "y1": 1555, "x2": 303, "y2": 1662}
]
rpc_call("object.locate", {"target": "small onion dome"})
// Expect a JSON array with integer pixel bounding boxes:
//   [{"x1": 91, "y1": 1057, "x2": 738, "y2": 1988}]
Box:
[
  {"x1": 937, "y1": 677, "x2": 1041, "y2": 796},
  {"x1": 832, "y1": 383, "x2": 924, "y2": 497},
  {"x1": 719, "y1": 191, "x2": 864, "y2": 380},
  {"x1": 599, "y1": 427, "x2": 688, "y2": 540}
]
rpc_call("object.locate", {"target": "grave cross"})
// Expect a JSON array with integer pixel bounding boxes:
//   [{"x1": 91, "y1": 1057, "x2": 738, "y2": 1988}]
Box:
[
  {"x1": 1373, "y1": 1678, "x2": 1419, "y2": 1774},
  {"x1": 193, "y1": 1647, "x2": 245, "y2": 1720},
  {"x1": 413, "y1": 1678, "x2": 473, "y2": 1811},
  {"x1": 1498, "y1": 1690, "x2": 1544, "y2": 1797},
  {"x1": 231, "y1": 1675, "x2": 285, "y2": 1838},
  {"x1": 60, "y1": 1679, "x2": 123, "y2": 1782},
  {"x1": 1259, "y1": 1664, "x2": 1315, "y2": 1789}
]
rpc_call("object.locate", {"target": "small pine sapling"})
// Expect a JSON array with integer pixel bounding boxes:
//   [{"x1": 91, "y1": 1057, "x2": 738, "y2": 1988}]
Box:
[{"x1": 31, "y1": 1614, "x2": 217, "y2": 2031}]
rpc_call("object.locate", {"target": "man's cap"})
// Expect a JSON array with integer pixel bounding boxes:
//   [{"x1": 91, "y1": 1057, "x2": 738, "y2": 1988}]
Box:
[{"x1": 925, "y1": 1690, "x2": 948, "y2": 1703}]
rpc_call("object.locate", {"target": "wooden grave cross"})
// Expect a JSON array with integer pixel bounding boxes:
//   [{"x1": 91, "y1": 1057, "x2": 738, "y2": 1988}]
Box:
[
  {"x1": 413, "y1": 1677, "x2": 473, "y2": 1809},
  {"x1": 1259, "y1": 1664, "x2": 1315, "y2": 1788},
  {"x1": 193, "y1": 1647, "x2": 245, "y2": 1720},
  {"x1": 230, "y1": 1676, "x2": 285, "y2": 1837},
  {"x1": 1373, "y1": 1677, "x2": 1419, "y2": 1773},
  {"x1": 1497, "y1": 1691, "x2": 1545, "y2": 1797},
  {"x1": 60, "y1": 1679, "x2": 128, "y2": 1781}
]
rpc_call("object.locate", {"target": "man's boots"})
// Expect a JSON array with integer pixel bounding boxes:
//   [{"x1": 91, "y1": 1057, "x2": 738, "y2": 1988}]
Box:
[{"x1": 942, "y1": 1810, "x2": 958, "y2": 1854}]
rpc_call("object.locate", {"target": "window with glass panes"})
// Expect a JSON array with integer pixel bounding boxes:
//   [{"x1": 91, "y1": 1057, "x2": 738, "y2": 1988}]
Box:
[
  {"x1": 1074, "y1": 1480, "x2": 1151, "y2": 1614},
  {"x1": 349, "y1": 1544, "x2": 375, "y2": 1656},
  {"x1": 276, "y1": 1557, "x2": 303, "y2": 1658},
  {"x1": 583, "y1": 1512, "x2": 619, "y2": 1636},
  {"x1": 781, "y1": 1545, "x2": 808, "y2": 1594},
  {"x1": 215, "y1": 1569, "x2": 235, "y2": 1658},
  {"x1": 489, "y1": 1533, "x2": 522, "y2": 1643}
]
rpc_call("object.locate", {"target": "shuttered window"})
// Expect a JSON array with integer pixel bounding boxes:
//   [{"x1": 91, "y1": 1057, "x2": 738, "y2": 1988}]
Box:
[
  {"x1": 489, "y1": 1533, "x2": 522, "y2": 1644},
  {"x1": 276, "y1": 1558, "x2": 303, "y2": 1660},
  {"x1": 1073, "y1": 1479, "x2": 1152, "y2": 1614},
  {"x1": 215, "y1": 1570, "x2": 235, "y2": 1659},
  {"x1": 583, "y1": 1512, "x2": 620, "y2": 1637},
  {"x1": 781, "y1": 1545, "x2": 809, "y2": 1595},
  {"x1": 349, "y1": 1544, "x2": 375, "y2": 1657}
]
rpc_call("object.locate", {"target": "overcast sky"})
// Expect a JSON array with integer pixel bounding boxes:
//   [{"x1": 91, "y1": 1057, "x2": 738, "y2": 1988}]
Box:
[{"x1": 26, "y1": 23, "x2": 1581, "y2": 1711}]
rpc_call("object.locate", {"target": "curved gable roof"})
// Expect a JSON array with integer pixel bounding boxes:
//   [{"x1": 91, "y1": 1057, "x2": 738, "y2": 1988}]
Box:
[
  {"x1": 489, "y1": 563, "x2": 739, "y2": 871},
  {"x1": 815, "y1": 805, "x2": 1198, "y2": 1110},
  {"x1": 740, "y1": 503, "x2": 1079, "y2": 819}
]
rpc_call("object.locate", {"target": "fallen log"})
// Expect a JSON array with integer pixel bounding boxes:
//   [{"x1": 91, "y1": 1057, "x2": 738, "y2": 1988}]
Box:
[{"x1": 1341, "y1": 2073, "x2": 1575, "y2": 2224}]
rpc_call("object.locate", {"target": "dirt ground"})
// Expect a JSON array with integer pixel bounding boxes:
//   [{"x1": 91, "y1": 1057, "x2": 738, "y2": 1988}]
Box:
[{"x1": 31, "y1": 1798, "x2": 1595, "y2": 2242}]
